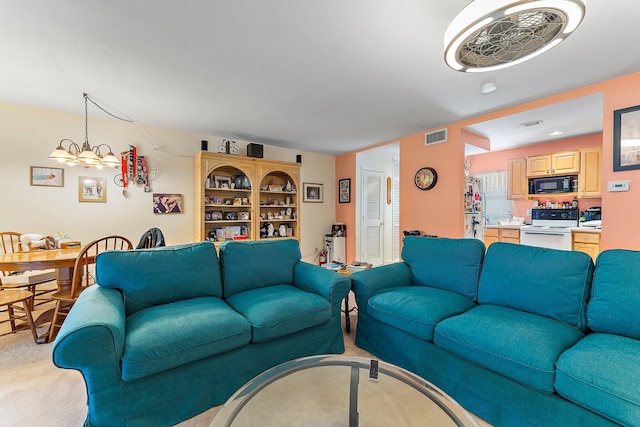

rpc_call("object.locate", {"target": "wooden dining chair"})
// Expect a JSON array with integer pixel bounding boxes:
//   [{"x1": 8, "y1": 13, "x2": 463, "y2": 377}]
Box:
[
  {"x1": 0, "y1": 289, "x2": 38, "y2": 342},
  {"x1": 0, "y1": 231, "x2": 56, "y2": 331},
  {"x1": 48, "y1": 235, "x2": 133, "y2": 342}
]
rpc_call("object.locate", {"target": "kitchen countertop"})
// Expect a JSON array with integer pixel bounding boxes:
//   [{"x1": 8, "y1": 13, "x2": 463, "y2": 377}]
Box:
[
  {"x1": 486, "y1": 224, "x2": 601, "y2": 233},
  {"x1": 486, "y1": 224, "x2": 526, "y2": 229}
]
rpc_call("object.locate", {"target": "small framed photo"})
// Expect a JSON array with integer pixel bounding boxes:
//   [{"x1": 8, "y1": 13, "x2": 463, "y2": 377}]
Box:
[
  {"x1": 224, "y1": 198, "x2": 234, "y2": 205},
  {"x1": 213, "y1": 196, "x2": 222, "y2": 205},
  {"x1": 339, "y1": 178, "x2": 351, "y2": 203},
  {"x1": 303, "y1": 182, "x2": 323, "y2": 203},
  {"x1": 224, "y1": 211, "x2": 238, "y2": 220},
  {"x1": 214, "y1": 176, "x2": 232, "y2": 188},
  {"x1": 215, "y1": 227, "x2": 225, "y2": 241},
  {"x1": 31, "y1": 166, "x2": 64, "y2": 187},
  {"x1": 239, "y1": 211, "x2": 250, "y2": 220},
  {"x1": 153, "y1": 193, "x2": 183, "y2": 214},
  {"x1": 613, "y1": 104, "x2": 640, "y2": 171},
  {"x1": 79, "y1": 176, "x2": 107, "y2": 203},
  {"x1": 211, "y1": 211, "x2": 223, "y2": 220}
]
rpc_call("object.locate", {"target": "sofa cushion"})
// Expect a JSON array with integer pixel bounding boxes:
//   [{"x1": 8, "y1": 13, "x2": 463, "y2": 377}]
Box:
[
  {"x1": 219, "y1": 239, "x2": 301, "y2": 298},
  {"x1": 434, "y1": 304, "x2": 584, "y2": 393},
  {"x1": 401, "y1": 236, "x2": 484, "y2": 301},
  {"x1": 97, "y1": 242, "x2": 222, "y2": 316},
  {"x1": 121, "y1": 296, "x2": 250, "y2": 381},
  {"x1": 478, "y1": 243, "x2": 592, "y2": 330},
  {"x1": 587, "y1": 249, "x2": 640, "y2": 339},
  {"x1": 226, "y1": 284, "x2": 330, "y2": 343},
  {"x1": 555, "y1": 333, "x2": 640, "y2": 426},
  {"x1": 368, "y1": 286, "x2": 476, "y2": 341}
]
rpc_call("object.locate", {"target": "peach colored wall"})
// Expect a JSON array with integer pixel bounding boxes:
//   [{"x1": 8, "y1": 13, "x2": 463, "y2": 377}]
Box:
[
  {"x1": 462, "y1": 129, "x2": 490, "y2": 151},
  {"x1": 602, "y1": 74, "x2": 640, "y2": 250},
  {"x1": 470, "y1": 133, "x2": 603, "y2": 221},
  {"x1": 335, "y1": 152, "x2": 356, "y2": 262},
  {"x1": 336, "y1": 72, "x2": 640, "y2": 254}
]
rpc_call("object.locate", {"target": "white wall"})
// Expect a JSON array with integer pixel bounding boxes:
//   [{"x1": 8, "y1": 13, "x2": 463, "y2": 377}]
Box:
[{"x1": 0, "y1": 101, "x2": 335, "y2": 261}]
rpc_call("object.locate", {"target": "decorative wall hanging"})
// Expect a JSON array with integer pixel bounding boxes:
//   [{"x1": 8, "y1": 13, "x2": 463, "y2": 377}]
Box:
[
  {"x1": 31, "y1": 166, "x2": 64, "y2": 187},
  {"x1": 613, "y1": 104, "x2": 640, "y2": 171},
  {"x1": 339, "y1": 178, "x2": 350, "y2": 203},
  {"x1": 79, "y1": 176, "x2": 107, "y2": 203},
  {"x1": 153, "y1": 193, "x2": 183, "y2": 214},
  {"x1": 303, "y1": 183, "x2": 323, "y2": 203}
]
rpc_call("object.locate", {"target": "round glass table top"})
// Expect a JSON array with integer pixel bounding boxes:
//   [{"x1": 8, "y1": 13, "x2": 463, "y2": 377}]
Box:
[{"x1": 211, "y1": 355, "x2": 480, "y2": 427}]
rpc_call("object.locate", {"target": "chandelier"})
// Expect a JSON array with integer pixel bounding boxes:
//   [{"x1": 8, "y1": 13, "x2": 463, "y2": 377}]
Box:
[{"x1": 49, "y1": 93, "x2": 120, "y2": 169}]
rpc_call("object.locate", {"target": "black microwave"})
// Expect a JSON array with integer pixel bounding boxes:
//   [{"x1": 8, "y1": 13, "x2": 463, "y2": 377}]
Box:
[{"x1": 529, "y1": 175, "x2": 577, "y2": 194}]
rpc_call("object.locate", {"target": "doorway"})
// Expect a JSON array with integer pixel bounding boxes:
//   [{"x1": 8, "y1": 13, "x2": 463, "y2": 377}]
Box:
[{"x1": 355, "y1": 142, "x2": 400, "y2": 265}]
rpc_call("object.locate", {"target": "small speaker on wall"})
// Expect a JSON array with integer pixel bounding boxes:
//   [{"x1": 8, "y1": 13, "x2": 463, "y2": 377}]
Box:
[
  {"x1": 296, "y1": 154, "x2": 302, "y2": 163},
  {"x1": 247, "y1": 143, "x2": 263, "y2": 158},
  {"x1": 201, "y1": 140, "x2": 208, "y2": 151}
]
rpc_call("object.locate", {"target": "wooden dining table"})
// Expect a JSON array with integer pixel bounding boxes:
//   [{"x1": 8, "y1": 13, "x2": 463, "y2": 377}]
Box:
[{"x1": 0, "y1": 247, "x2": 83, "y2": 344}]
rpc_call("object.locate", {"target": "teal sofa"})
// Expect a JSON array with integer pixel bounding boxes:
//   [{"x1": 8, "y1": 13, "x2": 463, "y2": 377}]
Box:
[
  {"x1": 351, "y1": 237, "x2": 640, "y2": 426},
  {"x1": 52, "y1": 239, "x2": 350, "y2": 426}
]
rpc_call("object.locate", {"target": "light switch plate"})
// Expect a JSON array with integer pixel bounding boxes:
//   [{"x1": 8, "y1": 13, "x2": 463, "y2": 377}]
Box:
[{"x1": 608, "y1": 180, "x2": 630, "y2": 192}]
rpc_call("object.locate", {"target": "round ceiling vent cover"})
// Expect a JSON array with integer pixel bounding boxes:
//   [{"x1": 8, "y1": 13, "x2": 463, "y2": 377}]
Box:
[{"x1": 444, "y1": 0, "x2": 586, "y2": 72}]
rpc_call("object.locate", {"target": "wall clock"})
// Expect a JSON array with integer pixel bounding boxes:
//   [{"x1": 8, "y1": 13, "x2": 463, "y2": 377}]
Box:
[{"x1": 414, "y1": 167, "x2": 438, "y2": 191}]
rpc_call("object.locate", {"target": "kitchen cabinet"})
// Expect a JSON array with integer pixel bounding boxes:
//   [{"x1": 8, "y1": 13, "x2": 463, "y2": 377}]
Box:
[
  {"x1": 484, "y1": 227, "x2": 500, "y2": 247},
  {"x1": 507, "y1": 158, "x2": 527, "y2": 200},
  {"x1": 573, "y1": 231, "x2": 600, "y2": 261},
  {"x1": 578, "y1": 147, "x2": 602, "y2": 198},
  {"x1": 526, "y1": 151, "x2": 580, "y2": 177},
  {"x1": 194, "y1": 152, "x2": 300, "y2": 244},
  {"x1": 484, "y1": 227, "x2": 520, "y2": 247}
]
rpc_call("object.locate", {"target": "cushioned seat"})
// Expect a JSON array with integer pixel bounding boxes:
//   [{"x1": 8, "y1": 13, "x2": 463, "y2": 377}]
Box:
[
  {"x1": 226, "y1": 284, "x2": 330, "y2": 343},
  {"x1": 122, "y1": 297, "x2": 250, "y2": 381},
  {"x1": 434, "y1": 304, "x2": 584, "y2": 393},
  {"x1": 555, "y1": 333, "x2": 640, "y2": 425},
  {"x1": 368, "y1": 286, "x2": 476, "y2": 341}
]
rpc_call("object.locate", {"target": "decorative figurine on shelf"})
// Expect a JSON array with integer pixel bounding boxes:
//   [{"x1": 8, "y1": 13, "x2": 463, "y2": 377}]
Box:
[
  {"x1": 234, "y1": 175, "x2": 243, "y2": 189},
  {"x1": 285, "y1": 180, "x2": 292, "y2": 192},
  {"x1": 267, "y1": 223, "x2": 275, "y2": 237},
  {"x1": 242, "y1": 175, "x2": 251, "y2": 189},
  {"x1": 279, "y1": 224, "x2": 287, "y2": 237},
  {"x1": 260, "y1": 224, "x2": 268, "y2": 238}
]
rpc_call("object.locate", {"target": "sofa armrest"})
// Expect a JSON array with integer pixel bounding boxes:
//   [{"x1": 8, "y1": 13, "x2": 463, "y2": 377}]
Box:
[
  {"x1": 351, "y1": 262, "x2": 410, "y2": 300},
  {"x1": 52, "y1": 285, "x2": 126, "y2": 373},
  {"x1": 293, "y1": 261, "x2": 351, "y2": 305}
]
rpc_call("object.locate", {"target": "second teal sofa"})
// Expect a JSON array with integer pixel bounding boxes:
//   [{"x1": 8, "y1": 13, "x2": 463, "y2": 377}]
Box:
[
  {"x1": 52, "y1": 239, "x2": 350, "y2": 426},
  {"x1": 351, "y1": 237, "x2": 640, "y2": 426}
]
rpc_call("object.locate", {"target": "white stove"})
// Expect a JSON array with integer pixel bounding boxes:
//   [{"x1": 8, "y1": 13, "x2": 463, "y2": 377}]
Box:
[{"x1": 520, "y1": 208, "x2": 579, "y2": 251}]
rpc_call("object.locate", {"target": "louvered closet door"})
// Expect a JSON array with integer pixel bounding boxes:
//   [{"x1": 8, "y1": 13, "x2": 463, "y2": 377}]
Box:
[{"x1": 361, "y1": 168, "x2": 384, "y2": 265}]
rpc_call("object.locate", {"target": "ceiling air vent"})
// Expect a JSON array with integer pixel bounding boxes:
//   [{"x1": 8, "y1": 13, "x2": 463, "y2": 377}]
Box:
[{"x1": 425, "y1": 129, "x2": 448, "y2": 146}]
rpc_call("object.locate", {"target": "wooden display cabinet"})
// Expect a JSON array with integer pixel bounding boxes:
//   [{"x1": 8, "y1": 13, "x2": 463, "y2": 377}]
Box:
[{"x1": 195, "y1": 152, "x2": 300, "y2": 244}]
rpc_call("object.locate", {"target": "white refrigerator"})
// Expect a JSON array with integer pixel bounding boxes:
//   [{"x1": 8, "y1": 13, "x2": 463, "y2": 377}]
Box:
[{"x1": 464, "y1": 177, "x2": 485, "y2": 240}]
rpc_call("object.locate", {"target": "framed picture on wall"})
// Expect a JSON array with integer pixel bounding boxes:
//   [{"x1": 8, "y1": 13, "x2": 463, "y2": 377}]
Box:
[
  {"x1": 31, "y1": 166, "x2": 64, "y2": 187},
  {"x1": 338, "y1": 178, "x2": 350, "y2": 203},
  {"x1": 303, "y1": 183, "x2": 323, "y2": 203},
  {"x1": 78, "y1": 176, "x2": 107, "y2": 203},
  {"x1": 153, "y1": 193, "x2": 183, "y2": 214},
  {"x1": 613, "y1": 104, "x2": 640, "y2": 171}
]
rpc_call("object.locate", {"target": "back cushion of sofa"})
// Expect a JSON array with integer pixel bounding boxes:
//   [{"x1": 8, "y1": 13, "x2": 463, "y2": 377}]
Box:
[
  {"x1": 588, "y1": 249, "x2": 640, "y2": 339},
  {"x1": 96, "y1": 241, "x2": 222, "y2": 316},
  {"x1": 219, "y1": 239, "x2": 301, "y2": 298},
  {"x1": 478, "y1": 243, "x2": 593, "y2": 330},
  {"x1": 401, "y1": 236, "x2": 485, "y2": 301}
]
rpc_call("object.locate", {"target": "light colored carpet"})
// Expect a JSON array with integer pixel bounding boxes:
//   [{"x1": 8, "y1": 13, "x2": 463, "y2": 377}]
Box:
[{"x1": 0, "y1": 292, "x2": 489, "y2": 426}]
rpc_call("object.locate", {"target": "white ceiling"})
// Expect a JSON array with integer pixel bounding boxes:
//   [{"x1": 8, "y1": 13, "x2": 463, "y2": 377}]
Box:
[{"x1": 1, "y1": 1, "x2": 639, "y2": 155}]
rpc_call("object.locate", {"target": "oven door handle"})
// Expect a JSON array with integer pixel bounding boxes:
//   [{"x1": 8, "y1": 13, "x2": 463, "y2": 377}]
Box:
[{"x1": 523, "y1": 231, "x2": 566, "y2": 237}]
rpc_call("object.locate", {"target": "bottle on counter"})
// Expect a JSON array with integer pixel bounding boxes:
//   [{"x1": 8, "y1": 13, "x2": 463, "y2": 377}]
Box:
[{"x1": 572, "y1": 197, "x2": 578, "y2": 209}]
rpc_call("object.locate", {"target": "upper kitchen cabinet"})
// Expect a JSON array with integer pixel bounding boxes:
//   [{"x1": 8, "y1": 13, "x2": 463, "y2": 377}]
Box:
[
  {"x1": 507, "y1": 158, "x2": 527, "y2": 200},
  {"x1": 578, "y1": 147, "x2": 602, "y2": 198},
  {"x1": 526, "y1": 150, "x2": 580, "y2": 177}
]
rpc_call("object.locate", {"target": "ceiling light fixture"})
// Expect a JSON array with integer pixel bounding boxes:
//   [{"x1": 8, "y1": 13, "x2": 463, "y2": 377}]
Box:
[
  {"x1": 521, "y1": 120, "x2": 543, "y2": 127},
  {"x1": 49, "y1": 93, "x2": 122, "y2": 169},
  {"x1": 444, "y1": 0, "x2": 586, "y2": 72}
]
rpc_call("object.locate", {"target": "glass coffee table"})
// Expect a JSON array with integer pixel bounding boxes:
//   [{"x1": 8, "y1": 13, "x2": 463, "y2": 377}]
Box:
[{"x1": 211, "y1": 355, "x2": 479, "y2": 426}]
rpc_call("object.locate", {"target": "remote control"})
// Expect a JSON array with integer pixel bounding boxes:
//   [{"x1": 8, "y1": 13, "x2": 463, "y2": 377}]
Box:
[{"x1": 369, "y1": 359, "x2": 379, "y2": 381}]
